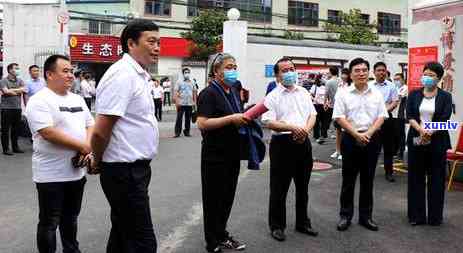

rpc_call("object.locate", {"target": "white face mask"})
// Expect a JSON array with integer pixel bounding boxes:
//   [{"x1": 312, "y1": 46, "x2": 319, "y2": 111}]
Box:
[{"x1": 184, "y1": 73, "x2": 190, "y2": 80}]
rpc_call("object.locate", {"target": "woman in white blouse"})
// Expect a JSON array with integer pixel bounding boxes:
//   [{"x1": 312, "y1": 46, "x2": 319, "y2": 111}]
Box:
[{"x1": 407, "y1": 62, "x2": 453, "y2": 226}]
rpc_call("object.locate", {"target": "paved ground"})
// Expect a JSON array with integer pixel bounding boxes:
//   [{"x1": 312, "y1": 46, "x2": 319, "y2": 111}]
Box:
[{"x1": 1, "y1": 111, "x2": 463, "y2": 253}]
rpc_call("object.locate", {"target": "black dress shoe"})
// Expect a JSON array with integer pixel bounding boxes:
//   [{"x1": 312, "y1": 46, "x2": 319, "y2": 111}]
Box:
[
  {"x1": 409, "y1": 221, "x2": 426, "y2": 226},
  {"x1": 13, "y1": 149, "x2": 24, "y2": 153},
  {"x1": 173, "y1": 135, "x2": 180, "y2": 138},
  {"x1": 3, "y1": 151, "x2": 14, "y2": 156},
  {"x1": 337, "y1": 218, "x2": 351, "y2": 231},
  {"x1": 428, "y1": 220, "x2": 442, "y2": 226},
  {"x1": 270, "y1": 229, "x2": 286, "y2": 241},
  {"x1": 385, "y1": 174, "x2": 396, "y2": 182},
  {"x1": 359, "y1": 219, "x2": 379, "y2": 231},
  {"x1": 296, "y1": 226, "x2": 319, "y2": 237}
]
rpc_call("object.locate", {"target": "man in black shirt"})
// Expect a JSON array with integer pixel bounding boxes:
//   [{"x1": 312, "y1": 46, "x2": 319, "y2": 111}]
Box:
[{"x1": 196, "y1": 53, "x2": 249, "y2": 253}]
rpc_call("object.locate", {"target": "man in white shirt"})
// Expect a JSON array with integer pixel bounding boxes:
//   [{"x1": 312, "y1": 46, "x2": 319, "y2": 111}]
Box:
[
  {"x1": 262, "y1": 57, "x2": 318, "y2": 242},
  {"x1": 393, "y1": 73, "x2": 408, "y2": 159},
  {"x1": 25, "y1": 54, "x2": 94, "y2": 253},
  {"x1": 80, "y1": 73, "x2": 95, "y2": 111},
  {"x1": 333, "y1": 58, "x2": 388, "y2": 232},
  {"x1": 89, "y1": 19, "x2": 159, "y2": 253},
  {"x1": 162, "y1": 77, "x2": 172, "y2": 106},
  {"x1": 152, "y1": 79, "x2": 163, "y2": 121},
  {"x1": 369, "y1": 62, "x2": 399, "y2": 182}
]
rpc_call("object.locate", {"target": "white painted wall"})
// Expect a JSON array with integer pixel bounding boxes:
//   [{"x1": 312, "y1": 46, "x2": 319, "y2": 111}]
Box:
[
  {"x1": 409, "y1": 14, "x2": 463, "y2": 146},
  {"x1": 244, "y1": 43, "x2": 408, "y2": 104},
  {"x1": 3, "y1": 2, "x2": 65, "y2": 78}
]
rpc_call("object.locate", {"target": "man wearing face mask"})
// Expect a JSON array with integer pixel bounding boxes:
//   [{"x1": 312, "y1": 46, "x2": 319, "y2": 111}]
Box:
[
  {"x1": 174, "y1": 67, "x2": 197, "y2": 137},
  {"x1": 0, "y1": 63, "x2": 27, "y2": 155},
  {"x1": 197, "y1": 53, "x2": 248, "y2": 253},
  {"x1": 369, "y1": 62, "x2": 399, "y2": 182},
  {"x1": 262, "y1": 57, "x2": 318, "y2": 242}
]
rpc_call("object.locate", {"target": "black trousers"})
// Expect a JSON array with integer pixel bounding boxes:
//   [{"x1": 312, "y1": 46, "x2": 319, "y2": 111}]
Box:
[
  {"x1": 153, "y1": 99, "x2": 162, "y2": 121},
  {"x1": 84, "y1": 98, "x2": 92, "y2": 111},
  {"x1": 36, "y1": 177, "x2": 86, "y2": 253},
  {"x1": 313, "y1": 104, "x2": 329, "y2": 139},
  {"x1": 175, "y1": 106, "x2": 192, "y2": 136},
  {"x1": 1, "y1": 108, "x2": 22, "y2": 152},
  {"x1": 340, "y1": 132, "x2": 381, "y2": 221},
  {"x1": 395, "y1": 118, "x2": 406, "y2": 157},
  {"x1": 407, "y1": 145, "x2": 447, "y2": 224},
  {"x1": 201, "y1": 159, "x2": 240, "y2": 249},
  {"x1": 379, "y1": 118, "x2": 396, "y2": 175},
  {"x1": 100, "y1": 160, "x2": 157, "y2": 253},
  {"x1": 163, "y1": 92, "x2": 171, "y2": 106},
  {"x1": 269, "y1": 135, "x2": 313, "y2": 230}
]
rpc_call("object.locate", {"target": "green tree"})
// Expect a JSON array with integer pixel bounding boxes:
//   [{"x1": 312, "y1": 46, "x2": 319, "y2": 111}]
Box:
[
  {"x1": 181, "y1": 9, "x2": 227, "y2": 61},
  {"x1": 324, "y1": 9, "x2": 378, "y2": 45}
]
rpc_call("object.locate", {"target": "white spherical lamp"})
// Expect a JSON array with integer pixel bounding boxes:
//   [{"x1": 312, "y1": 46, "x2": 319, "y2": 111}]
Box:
[{"x1": 227, "y1": 8, "x2": 240, "y2": 21}]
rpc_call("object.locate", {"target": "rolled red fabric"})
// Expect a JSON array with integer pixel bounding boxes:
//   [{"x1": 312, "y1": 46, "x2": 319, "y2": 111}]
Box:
[{"x1": 244, "y1": 100, "x2": 268, "y2": 120}]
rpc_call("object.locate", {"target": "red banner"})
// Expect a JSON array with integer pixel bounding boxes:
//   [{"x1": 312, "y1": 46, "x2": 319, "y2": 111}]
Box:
[
  {"x1": 69, "y1": 34, "x2": 122, "y2": 63},
  {"x1": 69, "y1": 34, "x2": 193, "y2": 63},
  {"x1": 408, "y1": 46, "x2": 438, "y2": 91}
]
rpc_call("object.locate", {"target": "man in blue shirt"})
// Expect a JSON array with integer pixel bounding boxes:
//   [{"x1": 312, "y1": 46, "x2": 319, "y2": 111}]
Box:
[
  {"x1": 25, "y1": 65, "x2": 46, "y2": 104},
  {"x1": 369, "y1": 62, "x2": 399, "y2": 182}
]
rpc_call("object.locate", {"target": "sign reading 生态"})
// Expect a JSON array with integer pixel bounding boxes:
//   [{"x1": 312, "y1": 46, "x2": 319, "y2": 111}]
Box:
[
  {"x1": 69, "y1": 34, "x2": 123, "y2": 63},
  {"x1": 408, "y1": 46, "x2": 438, "y2": 92}
]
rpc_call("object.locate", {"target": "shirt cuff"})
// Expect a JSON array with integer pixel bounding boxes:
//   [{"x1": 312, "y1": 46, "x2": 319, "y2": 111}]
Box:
[{"x1": 96, "y1": 109, "x2": 124, "y2": 117}]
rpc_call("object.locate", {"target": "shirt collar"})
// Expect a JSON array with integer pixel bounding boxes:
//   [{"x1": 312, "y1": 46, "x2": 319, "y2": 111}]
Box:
[
  {"x1": 349, "y1": 83, "x2": 372, "y2": 94},
  {"x1": 123, "y1": 53, "x2": 150, "y2": 78},
  {"x1": 7, "y1": 75, "x2": 17, "y2": 82},
  {"x1": 280, "y1": 84, "x2": 300, "y2": 94}
]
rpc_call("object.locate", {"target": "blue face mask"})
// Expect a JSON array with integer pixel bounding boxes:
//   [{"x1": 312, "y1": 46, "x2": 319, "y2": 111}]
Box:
[
  {"x1": 223, "y1": 70, "x2": 238, "y2": 87},
  {"x1": 282, "y1": 71, "x2": 298, "y2": 87},
  {"x1": 421, "y1": 76, "x2": 437, "y2": 89}
]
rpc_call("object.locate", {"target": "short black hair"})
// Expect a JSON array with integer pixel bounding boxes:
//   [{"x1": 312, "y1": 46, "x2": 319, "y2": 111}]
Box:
[
  {"x1": 182, "y1": 67, "x2": 190, "y2": 74},
  {"x1": 341, "y1": 68, "x2": 350, "y2": 75},
  {"x1": 373, "y1": 61, "x2": 387, "y2": 70},
  {"x1": 423, "y1": 61, "x2": 445, "y2": 80},
  {"x1": 329, "y1": 66, "x2": 339, "y2": 76},
  {"x1": 43, "y1": 54, "x2": 70, "y2": 80},
  {"x1": 7, "y1": 63, "x2": 18, "y2": 73},
  {"x1": 274, "y1": 57, "x2": 295, "y2": 75},
  {"x1": 29, "y1": 65, "x2": 40, "y2": 72},
  {"x1": 349, "y1": 58, "x2": 370, "y2": 73},
  {"x1": 394, "y1": 73, "x2": 405, "y2": 80},
  {"x1": 120, "y1": 19, "x2": 159, "y2": 54}
]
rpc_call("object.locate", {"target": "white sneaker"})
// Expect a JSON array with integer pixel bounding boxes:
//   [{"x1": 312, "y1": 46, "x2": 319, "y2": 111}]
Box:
[
  {"x1": 337, "y1": 155, "x2": 343, "y2": 160},
  {"x1": 330, "y1": 151, "x2": 339, "y2": 158},
  {"x1": 331, "y1": 135, "x2": 336, "y2": 139}
]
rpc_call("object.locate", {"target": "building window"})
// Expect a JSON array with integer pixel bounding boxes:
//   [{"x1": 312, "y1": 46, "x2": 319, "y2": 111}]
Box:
[
  {"x1": 378, "y1": 12, "x2": 401, "y2": 35},
  {"x1": 89, "y1": 20, "x2": 112, "y2": 35},
  {"x1": 288, "y1": 1, "x2": 319, "y2": 27},
  {"x1": 187, "y1": 0, "x2": 272, "y2": 23},
  {"x1": 361, "y1": 14, "x2": 370, "y2": 24},
  {"x1": 145, "y1": 0, "x2": 171, "y2": 16},
  {"x1": 327, "y1": 10, "x2": 341, "y2": 25}
]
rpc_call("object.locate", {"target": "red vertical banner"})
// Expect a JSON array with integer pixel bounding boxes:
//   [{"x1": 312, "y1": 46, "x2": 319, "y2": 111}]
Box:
[{"x1": 408, "y1": 46, "x2": 438, "y2": 91}]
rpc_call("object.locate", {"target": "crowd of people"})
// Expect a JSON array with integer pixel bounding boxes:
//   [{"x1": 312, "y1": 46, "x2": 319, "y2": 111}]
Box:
[{"x1": 0, "y1": 19, "x2": 456, "y2": 253}]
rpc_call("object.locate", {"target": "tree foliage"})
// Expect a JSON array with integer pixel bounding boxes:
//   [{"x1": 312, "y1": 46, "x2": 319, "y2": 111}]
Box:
[
  {"x1": 324, "y1": 9, "x2": 378, "y2": 45},
  {"x1": 181, "y1": 9, "x2": 227, "y2": 61}
]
